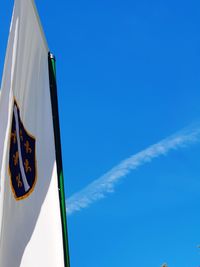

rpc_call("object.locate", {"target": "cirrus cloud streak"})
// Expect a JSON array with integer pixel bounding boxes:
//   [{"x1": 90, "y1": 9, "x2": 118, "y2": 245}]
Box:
[{"x1": 66, "y1": 125, "x2": 200, "y2": 215}]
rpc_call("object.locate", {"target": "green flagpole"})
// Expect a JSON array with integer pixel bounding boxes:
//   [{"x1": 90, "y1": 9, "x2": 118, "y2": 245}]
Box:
[{"x1": 48, "y1": 52, "x2": 70, "y2": 267}]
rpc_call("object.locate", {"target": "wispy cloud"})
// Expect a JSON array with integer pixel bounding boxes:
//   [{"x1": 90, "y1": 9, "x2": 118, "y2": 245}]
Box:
[{"x1": 66, "y1": 124, "x2": 200, "y2": 215}]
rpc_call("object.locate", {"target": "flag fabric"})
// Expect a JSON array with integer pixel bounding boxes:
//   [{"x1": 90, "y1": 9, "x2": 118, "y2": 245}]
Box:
[{"x1": 0, "y1": 0, "x2": 67, "y2": 266}]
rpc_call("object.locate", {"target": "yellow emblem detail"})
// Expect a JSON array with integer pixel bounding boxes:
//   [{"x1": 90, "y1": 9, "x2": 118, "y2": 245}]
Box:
[
  {"x1": 11, "y1": 131, "x2": 17, "y2": 144},
  {"x1": 13, "y1": 152, "x2": 19, "y2": 166},
  {"x1": 24, "y1": 140, "x2": 32, "y2": 154},
  {"x1": 16, "y1": 174, "x2": 23, "y2": 188},
  {"x1": 24, "y1": 159, "x2": 32, "y2": 173}
]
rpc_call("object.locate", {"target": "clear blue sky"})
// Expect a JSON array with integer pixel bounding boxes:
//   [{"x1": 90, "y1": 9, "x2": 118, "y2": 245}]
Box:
[{"x1": 1, "y1": 0, "x2": 200, "y2": 266}]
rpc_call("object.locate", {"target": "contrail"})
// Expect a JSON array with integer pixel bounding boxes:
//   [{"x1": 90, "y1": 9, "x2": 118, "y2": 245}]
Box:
[{"x1": 66, "y1": 124, "x2": 200, "y2": 215}]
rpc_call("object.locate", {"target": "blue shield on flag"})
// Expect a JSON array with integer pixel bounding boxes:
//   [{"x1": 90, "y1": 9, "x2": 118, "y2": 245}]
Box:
[{"x1": 9, "y1": 100, "x2": 37, "y2": 200}]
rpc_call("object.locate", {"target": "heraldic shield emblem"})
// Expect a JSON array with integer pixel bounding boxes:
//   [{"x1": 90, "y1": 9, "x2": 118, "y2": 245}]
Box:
[{"x1": 9, "y1": 100, "x2": 37, "y2": 200}]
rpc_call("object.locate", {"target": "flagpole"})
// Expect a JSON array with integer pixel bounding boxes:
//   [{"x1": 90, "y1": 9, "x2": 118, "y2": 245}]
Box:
[{"x1": 48, "y1": 52, "x2": 70, "y2": 267}]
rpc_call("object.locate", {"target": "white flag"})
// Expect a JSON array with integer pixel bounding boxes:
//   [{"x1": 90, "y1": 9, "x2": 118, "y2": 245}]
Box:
[{"x1": 0, "y1": 0, "x2": 68, "y2": 266}]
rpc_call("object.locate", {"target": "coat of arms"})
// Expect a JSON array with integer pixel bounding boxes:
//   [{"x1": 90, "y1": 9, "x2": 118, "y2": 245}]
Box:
[{"x1": 9, "y1": 100, "x2": 37, "y2": 200}]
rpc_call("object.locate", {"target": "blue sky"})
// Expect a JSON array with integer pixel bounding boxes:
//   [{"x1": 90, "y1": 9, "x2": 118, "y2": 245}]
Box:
[{"x1": 1, "y1": 0, "x2": 200, "y2": 266}]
